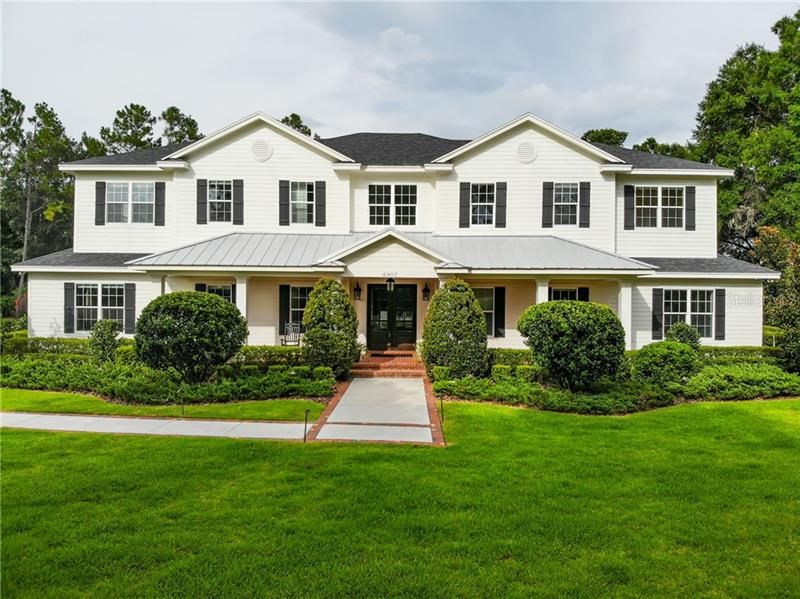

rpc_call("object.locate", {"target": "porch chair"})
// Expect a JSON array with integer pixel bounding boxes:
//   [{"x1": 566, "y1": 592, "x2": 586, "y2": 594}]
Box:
[{"x1": 281, "y1": 322, "x2": 301, "y2": 346}]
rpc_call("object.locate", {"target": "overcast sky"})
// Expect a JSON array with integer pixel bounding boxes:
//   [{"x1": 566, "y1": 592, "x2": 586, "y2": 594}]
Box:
[{"x1": 2, "y1": 2, "x2": 795, "y2": 145}]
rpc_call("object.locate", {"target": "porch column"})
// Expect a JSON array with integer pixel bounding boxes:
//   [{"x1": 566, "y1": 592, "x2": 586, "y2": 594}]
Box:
[
  {"x1": 617, "y1": 280, "x2": 633, "y2": 350},
  {"x1": 535, "y1": 278, "x2": 549, "y2": 305},
  {"x1": 235, "y1": 276, "x2": 248, "y2": 322}
]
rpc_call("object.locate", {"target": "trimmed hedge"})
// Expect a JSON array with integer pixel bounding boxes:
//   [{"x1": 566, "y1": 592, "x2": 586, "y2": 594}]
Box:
[
  {"x1": 631, "y1": 341, "x2": 699, "y2": 385},
  {"x1": 232, "y1": 345, "x2": 304, "y2": 367},
  {"x1": 682, "y1": 363, "x2": 800, "y2": 400},
  {"x1": 489, "y1": 348, "x2": 531, "y2": 367}
]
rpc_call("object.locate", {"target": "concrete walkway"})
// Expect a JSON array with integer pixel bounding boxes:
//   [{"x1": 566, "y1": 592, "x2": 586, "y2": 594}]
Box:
[
  {"x1": 314, "y1": 378, "x2": 434, "y2": 444},
  {"x1": 0, "y1": 412, "x2": 308, "y2": 440}
]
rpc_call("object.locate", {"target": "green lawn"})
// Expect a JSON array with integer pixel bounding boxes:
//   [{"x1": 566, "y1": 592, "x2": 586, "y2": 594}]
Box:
[
  {"x1": 0, "y1": 389, "x2": 324, "y2": 421},
  {"x1": 2, "y1": 399, "x2": 799, "y2": 597}
]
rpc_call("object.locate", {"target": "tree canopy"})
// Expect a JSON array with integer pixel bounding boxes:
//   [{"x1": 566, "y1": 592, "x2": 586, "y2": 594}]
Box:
[
  {"x1": 581, "y1": 128, "x2": 628, "y2": 146},
  {"x1": 281, "y1": 113, "x2": 312, "y2": 136}
]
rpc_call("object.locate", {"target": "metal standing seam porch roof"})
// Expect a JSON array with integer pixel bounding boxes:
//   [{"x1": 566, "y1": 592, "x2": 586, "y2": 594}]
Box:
[{"x1": 125, "y1": 230, "x2": 655, "y2": 272}]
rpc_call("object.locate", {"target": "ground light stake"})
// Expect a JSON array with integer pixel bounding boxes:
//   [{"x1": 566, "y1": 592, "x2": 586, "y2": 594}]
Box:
[{"x1": 304, "y1": 409, "x2": 309, "y2": 443}]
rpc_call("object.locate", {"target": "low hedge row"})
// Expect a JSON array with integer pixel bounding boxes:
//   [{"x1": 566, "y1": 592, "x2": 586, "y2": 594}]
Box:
[
  {"x1": 1, "y1": 355, "x2": 335, "y2": 405},
  {"x1": 488, "y1": 348, "x2": 531, "y2": 367}
]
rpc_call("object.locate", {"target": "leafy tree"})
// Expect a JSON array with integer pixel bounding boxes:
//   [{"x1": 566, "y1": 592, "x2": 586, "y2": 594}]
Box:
[
  {"x1": 0, "y1": 89, "x2": 25, "y2": 171},
  {"x1": 99, "y1": 103, "x2": 158, "y2": 153},
  {"x1": 581, "y1": 128, "x2": 628, "y2": 146},
  {"x1": 753, "y1": 226, "x2": 800, "y2": 329},
  {"x1": 281, "y1": 113, "x2": 312, "y2": 136},
  {"x1": 632, "y1": 137, "x2": 696, "y2": 160},
  {"x1": 160, "y1": 106, "x2": 201, "y2": 145},
  {"x1": 78, "y1": 132, "x2": 107, "y2": 158}
]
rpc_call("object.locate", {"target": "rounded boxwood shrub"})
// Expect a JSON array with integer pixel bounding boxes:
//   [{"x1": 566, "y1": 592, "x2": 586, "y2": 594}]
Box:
[
  {"x1": 135, "y1": 291, "x2": 248, "y2": 383},
  {"x1": 301, "y1": 279, "x2": 360, "y2": 379},
  {"x1": 419, "y1": 279, "x2": 489, "y2": 379},
  {"x1": 631, "y1": 340, "x2": 699, "y2": 385},
  {"x1": 89, "y1": 319, "x2": 121, "y2": 362},
  {"x1": 517, "y1": 301, "x2": 625, "y2": 391},
  {"x1": 666, "y1": 321, "x2": 701, "y2": 351}
]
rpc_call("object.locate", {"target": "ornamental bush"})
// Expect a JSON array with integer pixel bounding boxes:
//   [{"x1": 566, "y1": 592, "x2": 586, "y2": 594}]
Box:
[
  {"x1": 89, "y1": 319, "x2": 121, "y2": 362},
  {"x1": 666, "y1": 321, "x2": 702, "y2": 351},
  {"x1": 778, "y1": 327, "x2": 800, "y2": 373},
  {"x1": 631, "y1": 340, "x2": 699, "y2": 385},
  {"x1": 135, "y1": 291, "x2": 248, "y2": 383},
  {"x1": 419, "y1": 279, "x2": 490, "y2": 379},
  {"x1": 301, "y1": 279, "x2": 360, "y2": 379},
  {"x1": 517, "y1": 301, "x2": 625, "y2": 391}
]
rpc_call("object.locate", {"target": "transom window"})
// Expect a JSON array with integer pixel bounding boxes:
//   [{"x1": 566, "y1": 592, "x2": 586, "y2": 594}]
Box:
[
  {"x1": 106, "y1": 183, "x2": 130, "y2": 223},
  {"x1": 553, "y1": 183, "x2": 579, "y2": 225},
  {"x1": 473, "y1": 288, "x2": 495, "y2": 336},
  {"x1": 208, "y1": 180, "x2": 232, "y2": 222},
  {"x1": 290, "y1": 286, "x2": 313, "y2": 329},
  {"x1": 207, "y1": 284, "x2": 233, "y2": 303},
  {"x1": 75, "y1": 283, "x2": 125, "y2": 331},
  {"x1": 394, "y1": 185, "x2": 417, "y2": 226},
  {"x1": 291, "y1": 182, "x2": 314, "y2": 224},
  {"x1": 368, "y1": 185, "x2": 391, "y2": 226},
  {"x1": 471, "y1": 183, "x2": 495, "y2": 226},
  {"x1": 690, "y1": 289, "x2": 714, "y2": 338},
  {"x1": 635, "y1": 187, "x2": 659, "y2": 228},
  {"x1": 661, "y1": 187, "x2": 684, "y2": 228},
  {"x1": 551, "y1": 288, "x2": 578, "y2": 301}
]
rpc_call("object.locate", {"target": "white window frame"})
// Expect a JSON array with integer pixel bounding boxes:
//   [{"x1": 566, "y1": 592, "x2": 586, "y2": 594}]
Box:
[
  {"x1": 75, "y1": 283, "x2": 125, "y2": 332},
  {"x1": 368, "y1": 184, "x2": 392, "y2": 226},
  {"x1": 663, "y1": 288, "x2": 715, "y2": 339},
  {"x1": 131, "y1": 182, "x2": 155, "y2": 224},
  {"x1": 689, "y1": 289, "x2": 714, "y2": 339},
  {"x1": 470, "y1": 183, "x2": 495, "y2": 226},
  {"x1": 553, "y1": 183, "x2": 579, "y2": 226},
  {"x1": 105, "y1": 182, "x2": 155, "y2": 224},
  {"x1": 661, "y1": 186, "x2": 684, "y2": 228},
  {"x1": 290, "y1": 181, "x2": 315, "y2": 225},
  {"x1": 634, "y1": 185, "x2": 687, "y2": 230},
  {"x1": 394, "y1": 184, "x2": 417, "y2": 226},
  {"x1": 634, "y1": 186, "x2": 659, "y2": 228},
  {"x1": 473, "y1": 287, "x2": 495, "y2": 337},
  {"x1": 551, "y1": 288, "x2": 578, "y2": 301},
  {"x1": 208, "y1": 180, "x2": 233, "y2": 223},
  {"x1": 206, "y1": 284, "x2": 233, "y2": 303},
  {"x1": 290, "y1": 285, "x2": 313, "y2": 330}
]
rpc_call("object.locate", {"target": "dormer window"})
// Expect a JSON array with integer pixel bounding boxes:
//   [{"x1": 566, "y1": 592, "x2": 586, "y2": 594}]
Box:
[
  {"x1": 471, "y1": 183, "x2": 495, "y2": 226},
  {"x1": 208, "y1": 180, "x2": 232, "y2": 222},
  {"x1": 291, "y1": 182, "x2": 314, "y2": 224}
]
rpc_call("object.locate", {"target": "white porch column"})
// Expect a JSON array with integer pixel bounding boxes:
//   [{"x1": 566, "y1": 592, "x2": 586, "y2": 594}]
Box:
[
  {"x1": 618, "y1": 280, "x2": 633, "y2": 350},
  {"x1": 235, "y1": 276, "x2": 248, "y2": 322},
  {"x1": 535, "y1": 278, "x2": 549, "y2": 305}
]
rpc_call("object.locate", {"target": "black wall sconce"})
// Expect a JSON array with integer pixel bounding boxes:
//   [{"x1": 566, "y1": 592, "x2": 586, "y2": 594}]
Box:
[
  {"x1": 353, "y1": 282, "x2": 362, "y2": 300},
  {"x1": 385, "y1": 277, "x2": 396, "y2": 292},
  {"x1": 422, "y1": 282, "x2": 431, "y2": 301}
]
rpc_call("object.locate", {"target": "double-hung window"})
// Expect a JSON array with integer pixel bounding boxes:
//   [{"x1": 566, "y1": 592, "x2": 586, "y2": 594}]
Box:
[
  {"x1": 208, "y1": 180, "x2": 232, "y2": 222},
  {"x1": 75, "y1": 283, "x2": 125, "y2": 331},
  {"x1": 291, "y1": 182, "x2": 314, "y2": 224},
  {"x1": 471, "y1": 183, "x2": 495, "y2": 225},
  {"x1": 101, "y1": 284, "x2": 125, "y2": 323},
  {"x1": 473, "y1": 288, "x2": 495, "y2": 336},
  {"x1": 394, "y1": 185, "x2": 417, "y2": 226},
  {"x1": 368, "y1": 185, "x2": 391, "y2": 226},
  {"x1": 106, "y1": 183, "x2": 130, "y2": 223},
  {"x1": 75, "y1": 284, "x2": 99, "y2": 331},
  {"x1": 690, "y1": 290, "x2": 714, "y2": 338},
  {"x1": 661, "y1": 187, "x2": 684, "y2": 228},
  {"x1": 551, "y1": 288, "x2": 578, "y2": 301},
  {"x1": 290, "y1": 286, "x2": 313, "y2": 330},
  {"x1": 553, "y1": 183, "x2": 579, "y2": 225},
  {"x1": 662, "y1": 288, "x2": 715, "y2": 338},
  {"x1": 131, "y1": 183, "x2": 155, "y2": 223},
  {"x1": 207, "y1": 284, "x2": 233, "y2": 303},
  {"x1": 663, "y1": 289, "x2": 687, "y2": 333},
  {"x1": 635, "y1": 187, "x2": 659, "y2": 228},
  {"x1": 106, "y1": 182, "x2": 155, "y2": 224}
]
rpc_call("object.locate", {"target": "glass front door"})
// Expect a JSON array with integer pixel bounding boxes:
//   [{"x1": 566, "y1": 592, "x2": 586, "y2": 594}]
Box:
[{"x1": 367, "y1": 284, "x2": 417, "y2": 350}]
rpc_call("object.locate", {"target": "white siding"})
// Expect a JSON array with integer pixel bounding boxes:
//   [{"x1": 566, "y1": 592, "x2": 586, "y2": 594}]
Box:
[
  {"x1": 632, "y1": 279, "x2": 763, "y2": 348},
  {"x1": 615, "y1": 176, "x2": 718, "y2": 258},
  {"x1": 27, "y1": 272, "x2": 161, "y2": 338},
  {"x1": 343, "y1": 237, "x2": 440, "y2": 279}
]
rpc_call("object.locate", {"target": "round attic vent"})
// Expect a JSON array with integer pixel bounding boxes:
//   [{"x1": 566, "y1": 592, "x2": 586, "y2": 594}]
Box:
[
  {"x1": 517, "y1": 142, "x2": 537, "y2": 164},
  {"x1": 251, "y1": 139, "x2": 273, "y2": 162}
]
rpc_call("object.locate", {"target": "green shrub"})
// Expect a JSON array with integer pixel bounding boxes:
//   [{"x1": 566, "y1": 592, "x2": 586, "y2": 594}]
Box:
[
  {"x1": 1, "y1": 315, "x2": 26, "y2": 334},
  {"x1": 491, "y1": 364, "x2": 514, "y2": 382},
  {"x1": 233, "y1": 345, "x2": 304, "y2": 367},
  {"x1": 301, "y1": 279, "x2": 360, "y2": 379},
  {"x1": 431, "y1": 365, "x2": 452, "y2": 382},
  {"x1": 682, "y1": 363, "x2": 800, "y2": 400},
  {"x1": 240, "y1": 364, "x2": 260, "y2": 377},
  {"x1": 2, "y1": 336, "x2": 91, "y2": 356},
  {"x1": 517, "y1": 301, "x2": 625, "y2": 391},
  {"x1": 699, "y1": 345, "x2": 780, "y2": 366},
  {"x1": 135, "y1": 291, "x2": 248, "y2": 383},
  {"x1": 666, "y1": 321, "x2": 701, "y2": 350},
  {"x1": 514, "y1": 364, "x2": 542, "y2": 384},
  {"x1": 288, "y1": 365, "x2": 311, "y2": 379},
  {"x1": 89, "y1": 319, "x2": 121, "y2": 362},
  {"x1": 763, "y1": 325, "x2": 785, "y2": 347},
  {"x1": 632, "y1": 341, "x2": 699, "y2": 385},
  {"x1": 433, "y1": 376, "x2": 543, "y2": 406},
  {"x1": 419, "y1": 279, "x2": 489, "y2": 379},
  {"x1": 312, "y1": 366, "x2": 334, "y2": 380},
  {"x1": 489, "y1": 348, "x2": 531, "y2": 367},
  {"x1": 1, "y1": 295, "x2": 16, "y2": 317},
  {"x1": 778, "y1": 328, "x2": 800, "y2": 373},
  {"x1": 114, "y1": 344, "x2": 137, "y2": 364}
]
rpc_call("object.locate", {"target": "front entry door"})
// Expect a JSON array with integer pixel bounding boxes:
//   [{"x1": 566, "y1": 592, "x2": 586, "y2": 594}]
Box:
[{"x1": 367, "y1": 284, "x2": 417, "y2": 350}]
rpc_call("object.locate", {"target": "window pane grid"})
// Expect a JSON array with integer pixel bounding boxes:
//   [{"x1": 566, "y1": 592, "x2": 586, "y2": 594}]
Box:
[
  {"x1": 106, "y1": 183, "x2": 129, "y2": 223},
  {"x1": 471, "y1": 183, "x2": 495, "y2": 225},
  {"x1": 131, "y1": 183, "x2": 155, "y2": 224},
  {"x1": 207, "y1": 285, "x2": 233, "y2": 303},
  {"x1": 290, "y1": 286, "x2": 313, "y2": 330},
  {"x1": 368, "y1": 185, "x2": 391, "y2": 226},
  {"x1": 394, "y1": 184, "x2": 417, "y2": 226},
  {"x1": 553, "y1": 183, "x2": 578, "y2": 225},
  {"x1": 663, "y1": 289, "x2": 687, "y2": 334},
  {"x1": 76, "y1": 284, "x2": 98, "y2": 331},
  {"x1": 551, "y1": 288, "x2": 578, "y2": 301},
  {"x1": 291, "y1": 182, "x2": 314, "y2": 224},
  {"x1": 208, "y1": 180, "x2": 232, "y2": 222},
  {"x1": 635, "y1": 186, "x2": 658, "y2": 228},
  {"x1": 661, "y1": 187, "x2": 684, "y2": 228},
  {"x1": 101, "y1": 284, "x2": 124, "y2": 326},
  {"x1": 473, "y1": 288, "x2": 494, "y2": 336},
  {"x1": 690, "y1": 289, "x2": 713, "y2": 338}
]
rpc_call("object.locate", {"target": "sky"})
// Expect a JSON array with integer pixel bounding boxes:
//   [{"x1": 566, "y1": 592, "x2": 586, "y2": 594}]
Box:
[{"x1": 2, "y1": 2, "x2": 796, "y2": 145}]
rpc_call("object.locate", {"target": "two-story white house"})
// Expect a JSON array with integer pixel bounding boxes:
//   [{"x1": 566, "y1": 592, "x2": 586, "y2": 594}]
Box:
[{"x1": 13, "y1": 112, "x2": 779, "y2": 350}]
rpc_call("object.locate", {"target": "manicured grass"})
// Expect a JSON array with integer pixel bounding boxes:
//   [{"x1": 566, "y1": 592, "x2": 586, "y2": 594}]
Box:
[
  {"x1": 0, "y1": 388, "x2": 324, "y2": 421},
  {"x1": 3, "y1": 399, "x2": 800, "y2": 597}
]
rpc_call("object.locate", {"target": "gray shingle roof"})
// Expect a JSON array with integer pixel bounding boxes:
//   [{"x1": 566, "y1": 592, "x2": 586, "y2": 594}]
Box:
[
  {"x1": 318, "y1": 133, "x2": 470, "y2": 165},
  {"x1": 634, "y1": 255, "x2": 779, "y2": 275},
  {"x1": 14, "y1": 249, "x2": 148, "y2": 268},
  {"x1": 62, "y1": 142, "x2": 193, "y2": 166},
  {"x1": 590, "y1": 142, "x2": 728, "y2": 171}
]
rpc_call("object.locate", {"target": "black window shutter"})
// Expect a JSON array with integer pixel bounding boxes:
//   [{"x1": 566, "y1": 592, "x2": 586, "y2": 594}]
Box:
[
  {"x1": 231, "y1": 283, "x2": 237, "y2": 305},
  {"x1": 154, "y1": 182, "x2": 166, "y2": 226},
  {"x1": 652, "y1": 288, "x2": 664, "y2": 340},
  {"x1": 233, "y1": 179, "x2": 244, "y2": 225},
  {"x1": 685, "y1": 186, "x2": 696, "y2": 231},
  {"x1": 542, "y1": 182, "x2": 554, "y2": 228},
  {"x1": 279, "y1": 180, "x2": 290, "y2": 226},
  {"x1": 196, "y1": 179, "x2": 207, "y2": 225},
  {"x1": 494, "y1": 287, "x2": 506, "y2": 337},
  {"x1": 124, "y1": 283, "x2": 136, "y2": 334},
  {"x1": 714, "y1": 288, "x2": 726, "y2": 340},
  {"x1": 195, "y1": 283, "x2": 207, "y2": 292},
  {"x1": 579, "y1": 182, "x2": 591, "y2": 228},
  {"x1": 95, "y1": 182, "x2": 106, "y2": 226},
  {"x1": 279, "y1": 285, "x2": 290, "y2": 334},
  {"x1": 315, "y1": 181, "x2": 326, "y2": 227},
  {"x1": 459, "y1": 182, "x2": 470, "y2": 228},
  {"x1": 578, "y1": 287, "x2": 590, "y2": 302},
  {"x1": 495, "y1": 182, "x2": 507, "y2": 228},
  {"x1": 624, "y1": 185, "x2": 635, "y2": 230},
  {"x1": 64, "y1": 282, "x2": 75, "y2": 333}
]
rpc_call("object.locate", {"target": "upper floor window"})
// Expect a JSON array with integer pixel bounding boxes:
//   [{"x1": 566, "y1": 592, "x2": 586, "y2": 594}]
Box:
[
  {"x1": 635, "y1": 186, "x2": 659, "y2": 228},
  {"x1": 105, "y1": 182, "x2": 155, "y2": 224},
  {"x1": 75, "y1": 283, "x2": 125, "y2": 331},
  {"x1": 553, "y1": 183, "x2": 578, "y2": 225},
  {"x1": 106, "y1": 183, "x2": 129, "y2": 223},
  {"x1": 131, "y1": 183, "x2": 155, "y2": 223},
  {"x1": 661, "y1": 187, "x2": 684, "y2": 228},
  {"x1": 208, "y1": 180, "x2": 232, "y2": 222},
  {"x1": 207, "y1": 284, "x2": 233, "y2": 303},
  {"x1": 290, "y1": 286, "x2": 313, "y2": 329},
  {"x1": 369, "y1": 185, "x2": 391, "y2": 226},
  {"x1": 291, "y1": 182, "x2": 314, "y2": 224},
  {"x1": 471, "y1": 183, "x2": 495, "y2": 226},
  {"x1": 394, "y1": 185, "x2": 417, "y2": 226}
]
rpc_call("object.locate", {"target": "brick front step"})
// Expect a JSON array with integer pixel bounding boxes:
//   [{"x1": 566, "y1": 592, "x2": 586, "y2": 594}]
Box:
[
  {"x1": 353, "y1": 361, "x2": 424, "y2": 370},
  {"x1": 366, "y1": 350, "x2": 416, "y2": 358},
  {"x1": 351, "y1": 369, "x2": 426, "y2": 378}
]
